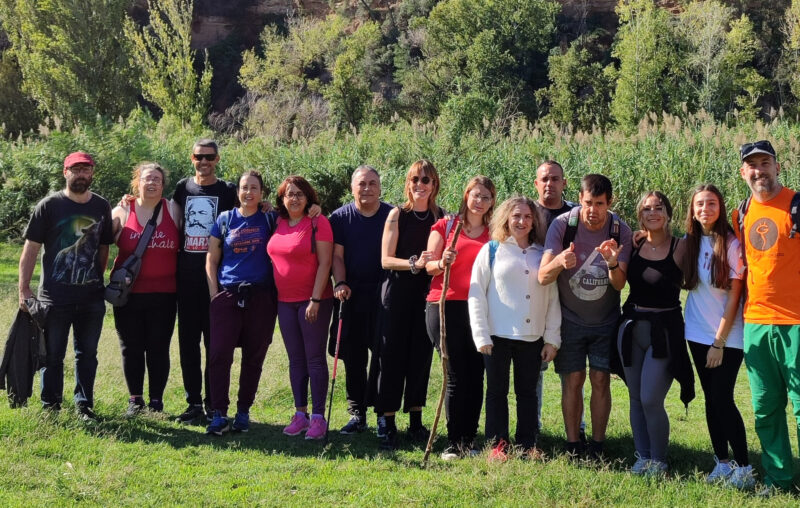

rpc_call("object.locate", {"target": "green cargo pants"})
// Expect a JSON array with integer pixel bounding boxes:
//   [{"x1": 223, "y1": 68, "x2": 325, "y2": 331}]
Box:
[{"x1": 743, "y1": 323, "x2": 800, "y2": 490}]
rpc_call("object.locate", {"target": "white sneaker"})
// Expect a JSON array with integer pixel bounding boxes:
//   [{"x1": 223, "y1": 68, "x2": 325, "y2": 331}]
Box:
[
  {"x1": 728, "y1": 464, "x2": 756, "y2": 490},
  {"x1": 630, "y1": 452, "x2": 650, "y2": 475},
  {"x1": 643, "y1": 459, "x2": 668, "y2": 477},
  {"x1": 706, "y1": 456, "x2": 734, "y2": 483}
]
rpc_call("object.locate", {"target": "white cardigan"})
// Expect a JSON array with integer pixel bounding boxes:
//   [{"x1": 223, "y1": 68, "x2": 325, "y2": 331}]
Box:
[{"x1": 468, "y1": 237, "x2": 561, "y2": 350}]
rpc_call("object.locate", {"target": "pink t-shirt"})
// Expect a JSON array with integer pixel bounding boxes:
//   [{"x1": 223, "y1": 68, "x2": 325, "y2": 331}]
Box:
[
  {"x1": 267, "y1": 215, "x2": 334, "y2": 302},
  {"x1": 427, "y1": 218, "x2": 490, "y2": 302}
]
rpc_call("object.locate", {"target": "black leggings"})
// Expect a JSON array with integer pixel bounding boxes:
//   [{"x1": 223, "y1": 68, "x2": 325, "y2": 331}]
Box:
[
  {"x1": 114, "y1": 293, "x2": 177, "y2": 401},
  {"x1": 688, "y1": 341, "x2": 749, "y2": 465},
  {"x1": 425, "y1": 301, "x2": 484, "y2": 446}
]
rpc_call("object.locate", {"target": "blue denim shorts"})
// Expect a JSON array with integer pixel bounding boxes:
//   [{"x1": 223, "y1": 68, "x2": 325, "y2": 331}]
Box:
[{"x1": 553, "y1": 318, "x2": 616, "y2": 374}]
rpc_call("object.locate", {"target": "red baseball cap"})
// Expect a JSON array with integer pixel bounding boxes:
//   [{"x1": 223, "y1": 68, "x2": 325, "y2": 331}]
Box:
[{"x1": 63, "y1": 152, "x2": 95, "y2": 169}]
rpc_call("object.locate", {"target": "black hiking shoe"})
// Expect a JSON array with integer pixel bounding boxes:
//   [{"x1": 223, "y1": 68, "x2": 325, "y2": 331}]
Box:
[
  {"x1": 125, "y1": 397, "x2": 145, "y2": 418},
  {"x1": 176, "y1": 404, "x2": 205, "y2": 424},
  {"x1": 340, "y1": 414, "x2": 367, "y2": 434}
]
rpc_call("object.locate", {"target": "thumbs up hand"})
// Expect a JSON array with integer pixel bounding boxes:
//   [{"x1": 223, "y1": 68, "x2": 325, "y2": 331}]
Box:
[{"x1": 560, "y1": 241, "x2": 577, "y2": 270}]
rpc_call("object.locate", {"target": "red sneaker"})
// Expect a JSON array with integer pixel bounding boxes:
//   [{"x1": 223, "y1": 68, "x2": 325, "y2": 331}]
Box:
[{"x1": 488, "y1": 439, "x2": 509, "y2": 463}]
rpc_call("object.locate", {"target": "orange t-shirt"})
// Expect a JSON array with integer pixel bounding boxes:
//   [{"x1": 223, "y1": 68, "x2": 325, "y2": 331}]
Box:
[{"x1": 734, "y1": 187, "x2": 800, "y2": 324}]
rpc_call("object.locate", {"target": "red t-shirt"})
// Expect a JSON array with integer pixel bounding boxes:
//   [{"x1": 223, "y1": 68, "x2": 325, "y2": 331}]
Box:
[
  {"x1": 267, "y1": 215, "x2": 334, "y2": 302},
  {"x1": 427, "y1": 218, "x2": 490, "y2": 302},
  {"x1": 113, "y1": 199, "x2": 179, "y2": 293}
]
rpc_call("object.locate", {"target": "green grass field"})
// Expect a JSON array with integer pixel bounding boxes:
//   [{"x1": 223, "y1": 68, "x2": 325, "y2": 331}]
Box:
[{"x1": 0, "y1": 242, "x2": 798, "y2": 506}]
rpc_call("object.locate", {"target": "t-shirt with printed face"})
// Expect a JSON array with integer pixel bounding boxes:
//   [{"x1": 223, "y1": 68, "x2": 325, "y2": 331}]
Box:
[
  {"x1": 172, "y1": 177, "x2": 237, "y2": 275},
  {"x1": 23, "y1": 191, "x2": 114, "y2": 305},
  {"x1": 544, "y1": 209, "x2": 633, "y2": 327},
  {"x1": 735, "y1": 186, "x2": 800, "y2": 324},
  {"x1": 209, "y1": 208, "x2": 274, "y2": 288}
]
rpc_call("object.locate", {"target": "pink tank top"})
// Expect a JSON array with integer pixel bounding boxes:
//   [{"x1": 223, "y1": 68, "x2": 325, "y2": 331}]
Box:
[{"x1": 113, "y1": 199, "x2": 179, "y2": 293}]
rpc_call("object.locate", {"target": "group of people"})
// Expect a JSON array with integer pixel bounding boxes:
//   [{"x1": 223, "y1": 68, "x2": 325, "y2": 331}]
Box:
[{"x1": 14, "y1": 138, "x2": 800, "y2": 494}]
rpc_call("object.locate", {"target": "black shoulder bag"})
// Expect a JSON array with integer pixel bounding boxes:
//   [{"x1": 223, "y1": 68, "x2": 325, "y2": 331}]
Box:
[{"x1": 104, "y1": 200, "x2": 164, "y2": 307}]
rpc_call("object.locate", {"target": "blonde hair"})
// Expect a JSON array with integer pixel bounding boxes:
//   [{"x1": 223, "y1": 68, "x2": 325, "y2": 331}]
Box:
[{"x1": 490, "y1": 195, "x2": 545, "y2": 245}]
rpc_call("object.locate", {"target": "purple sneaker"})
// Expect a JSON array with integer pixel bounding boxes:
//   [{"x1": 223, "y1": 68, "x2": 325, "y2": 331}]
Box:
[
  {"x1": 305, "y1": 416, "x2": 328, "y2": 440},
  {"x1": 283, "y1": 412, "x2": 310, "y2": 436}
]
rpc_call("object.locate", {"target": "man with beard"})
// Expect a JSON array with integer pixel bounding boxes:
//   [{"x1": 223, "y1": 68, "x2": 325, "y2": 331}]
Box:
[
  {"x1": 733, "y1": 140, "x2": 800, "y2": 493},
  {"x1": 18, "y1": 152, "x2": 114, "y2": 421},
  {"x1": 539, "y1": 174, "x2": 632, "y2": 459},
  {"x1": 329, "y1": 166, "x2": 392, "y2": 434},
  {"x1": 172, "y1": 139, "x2": 238, "y2": 424}
]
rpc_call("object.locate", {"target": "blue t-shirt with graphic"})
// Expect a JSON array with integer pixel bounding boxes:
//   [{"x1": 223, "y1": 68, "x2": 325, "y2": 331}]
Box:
[{"x1": 209, "y1": 208, "x2": 274, "y2": 287}]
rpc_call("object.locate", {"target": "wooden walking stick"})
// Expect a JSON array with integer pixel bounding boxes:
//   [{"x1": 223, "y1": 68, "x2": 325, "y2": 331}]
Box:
[{"x1": 423, "y1": 220, "x2": 463, "y2": 463}]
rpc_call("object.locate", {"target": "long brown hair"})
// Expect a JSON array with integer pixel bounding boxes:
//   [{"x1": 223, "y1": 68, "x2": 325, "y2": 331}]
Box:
[
  {"x1": 682, "y1": 184, "x2": 734, "y2": 290},
  {"x1": 401, "y1": 160, "x2": 441, "y2": 220},
  {"x1": 458, "y1": 176, "x2": 496, "y2": 226}
]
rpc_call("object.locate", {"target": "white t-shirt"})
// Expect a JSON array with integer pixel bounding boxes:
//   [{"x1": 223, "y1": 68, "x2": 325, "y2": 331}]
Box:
[{"x1": 684, "y1": 234, "x2": 745, "y2": 349}]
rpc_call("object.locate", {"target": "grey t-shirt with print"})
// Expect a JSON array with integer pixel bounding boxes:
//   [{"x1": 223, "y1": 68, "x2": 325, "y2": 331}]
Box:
[{"x1": 544, "y1": 209, "x2": 633, "y2": 327}]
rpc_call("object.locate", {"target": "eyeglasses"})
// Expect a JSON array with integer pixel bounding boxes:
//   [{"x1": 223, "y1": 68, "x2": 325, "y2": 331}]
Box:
[
  {"x1": 192, "y1": 153, "x2": 217, "y2": 161},
  {"x1": 142, "y1": 177, "x2": 163, "y2": 184},
  {"x1": 469, "y1": 193, "x2": 493, "y2": 203},
  {"x1": 411, "y1": 176, "x2": 432, "y2": 185},
  {"x1": 285, "y1": 192, "x2": 305, "y2": 199},
  {"x1": 67, "y1": 166, "x2": 93, "y2": 174}
]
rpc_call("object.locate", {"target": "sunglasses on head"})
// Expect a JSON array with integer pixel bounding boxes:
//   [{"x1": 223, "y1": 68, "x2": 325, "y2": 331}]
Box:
[
  {"x1": 739, "y1": 140, "x2": 775, "y2": 159},
  {"x1": 193, "y1": 153, "x2": 217, "y2": 161},
  {"x1": 411, "y1": 176, "x2": 432, "y2": 185}
]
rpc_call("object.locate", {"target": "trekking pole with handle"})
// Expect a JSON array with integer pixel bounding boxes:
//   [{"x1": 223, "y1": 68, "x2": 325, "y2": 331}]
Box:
[
  {"x1": 423, "y1": 220, "x2": 463, "y2": 463},
  {"x1": 325, "y1": 301, "x2": 345, "y2": 443}
]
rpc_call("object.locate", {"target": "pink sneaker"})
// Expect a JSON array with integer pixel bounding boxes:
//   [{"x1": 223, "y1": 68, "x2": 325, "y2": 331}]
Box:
[
  {"x1": 305, "y1": 416, "x2": 328, "y2": 440},
  {"x1": 283, "y1": 412, "x2": 310, "y2": 436}
]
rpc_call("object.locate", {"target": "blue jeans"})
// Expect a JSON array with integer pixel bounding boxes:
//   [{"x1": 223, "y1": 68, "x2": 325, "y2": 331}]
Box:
[{"x1": 40, "y1": 299, "x2": 106, "y2": 408}]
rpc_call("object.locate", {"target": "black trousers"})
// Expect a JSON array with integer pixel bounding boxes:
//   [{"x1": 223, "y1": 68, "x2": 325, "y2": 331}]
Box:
[
  {"x1": 177, "y1": 271, "x2": 211, "y2": 407},
  {"x1": 425, "y1": 301, "x2": 484, "y2": 446},
  {"x1": 375, "y1": 291, "x2": 433, "y2": 414},
  {"x1": 331, "y1": 290, "x2": 382, "y2": 416},
  {"x1": 484, "y1": 336, "x2": 543, "y2": 449},
  {"x1": 688, "y1": 340, "x2": 749, "y2": 465},
  {"x1": 114, "y1": 293, "x2": 177, "y2": 401}
]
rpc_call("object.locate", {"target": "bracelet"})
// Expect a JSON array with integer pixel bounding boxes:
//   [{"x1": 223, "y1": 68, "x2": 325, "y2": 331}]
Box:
[
  {"x1": 409, "y1": 255, "x2": 419, "y2": 274},
  {"x1": 710, "y1": 344, "x2": 723, "y2": 350},
  {"x1": 437, "y1": 259, "x2": 444, "y2": 271},
  {"x1": 607, "y1": 263, "x2": 619, "y2": 270},
  {"x1": 310, "y1": 298, "x2": 321, "y2": 303},
  {"x1": 334, "y1": 280, "x2": 348, "y2": 288}
]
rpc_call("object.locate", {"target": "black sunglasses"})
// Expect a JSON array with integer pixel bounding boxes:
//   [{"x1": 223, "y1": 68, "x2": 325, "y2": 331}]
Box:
[
  {"x1": 411, "y1": 176, "x2": 432, "y2": 185},
  {"x1": 193, "y1": 153, "x2": 217, "y2": 161}
]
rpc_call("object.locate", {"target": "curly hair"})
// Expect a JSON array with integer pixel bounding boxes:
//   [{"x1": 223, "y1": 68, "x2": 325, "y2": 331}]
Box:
[{"x1": 275, "y1": 175, "x2": 320, "y2": 218}]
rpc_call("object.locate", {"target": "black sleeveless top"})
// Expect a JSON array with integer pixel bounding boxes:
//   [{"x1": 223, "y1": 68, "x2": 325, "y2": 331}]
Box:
[{"x1": 625, "y1": 237, "x2": 682, "y2": 309}]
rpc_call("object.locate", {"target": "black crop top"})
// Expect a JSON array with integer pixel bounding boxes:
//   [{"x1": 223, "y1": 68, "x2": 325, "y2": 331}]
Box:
[{"x1": 625, "y1": 237, "x2": 682, "y2": 309}]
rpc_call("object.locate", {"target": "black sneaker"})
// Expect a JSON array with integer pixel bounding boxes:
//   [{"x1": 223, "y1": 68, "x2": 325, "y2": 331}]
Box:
[
  {"x1": 125, "y1": 397, "x2": 145, "y2": 418},
  {"x1": 564, "y1": 440, "x2": 584, "y2": 459},
  {"x1": 205, "y1": 406, "x2": 214, "y2": 423},
  {"x1": 407, "y1": 425, "x2": 429, "y2": 443},
  {"x1": 176, "y1": 404, "x2": 205, "y2": 424},
  {"x1": 340, "y1": 415, "x2": 367, "y2": 434},
  {"x1": 147, "y1": 399, "x2": 164, "y2": 413},
  {"x1": 586, "y1": 439, "x2": 604, "y2": 462},
  {"x1": 379, "y1": 428, "x2": 398, "y2": 450},
  {"x1": 42, "y1": 402, "x2": 62, "y2": 412},
  {"x1": 579, "y1": 429, "x2": 587, "y2": 446},
  {"x1": 376, "y1": 416, "x2": 388, "y2": 438},
  {"x1": 77, "y1": 405, "x2": 97, "y2": 422}
]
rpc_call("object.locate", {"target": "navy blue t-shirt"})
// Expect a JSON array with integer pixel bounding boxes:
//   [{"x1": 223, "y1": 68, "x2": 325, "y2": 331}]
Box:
[
  {"x1": 329, "y1": 202, "x2": 392, "y2": 288},
  {"x1": 209, "y1": 208, "x2": 274, "y2": 287}
]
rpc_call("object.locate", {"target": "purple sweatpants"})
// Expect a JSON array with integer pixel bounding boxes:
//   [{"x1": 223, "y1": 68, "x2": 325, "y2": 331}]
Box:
[
  {"x1": 278, "y1": 299, "x2": 334, "y2": 415},
  {"x1": 209, "y1": 287, "x2": 277, "y2": 414}
]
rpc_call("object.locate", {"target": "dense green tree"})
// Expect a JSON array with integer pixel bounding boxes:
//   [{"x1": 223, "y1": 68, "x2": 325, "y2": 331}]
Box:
[
  {"x1": 0, "y1": 0, "x2": 137, "y2": 124},
  {"x1": 677, "y1": 1, "x2": 766, "y2": 120},
  {"x1": 610, "y1": 0, "x2": 679, "y2": 130},
  {"x1": 396, "y1": 0, "x2": 559, "y2": 121},
  {"x1": 0, "y1": 51, "x2": 42, "y2": 136},
  {"x1": 779, "y1": 0, "x2": 800, "y2": 108},
  {"x1": 537, "y1": 36, "x2": 614, "y2": 131},
  {"x1": 124, "y1": 0, "x2": 212, "y2": 124}
]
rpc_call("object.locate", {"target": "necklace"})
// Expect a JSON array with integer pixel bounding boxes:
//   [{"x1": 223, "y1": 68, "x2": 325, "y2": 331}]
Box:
[
  {"x1": 412, "y1": 209, "x2": 430, "y2": 221},
  {"x1": 646, "y1": 237, "x2": 669, "y2": 250}
]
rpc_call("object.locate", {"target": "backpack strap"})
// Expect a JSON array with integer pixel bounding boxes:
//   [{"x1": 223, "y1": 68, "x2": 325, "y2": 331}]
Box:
[
  {"x1": 488, "y1": 240, "x2": 499, "y2": 270},
  {"x1": 310, "y1": 216, "x2": 319, "y2": 254},
  {"x1": 790, "y1": 192, "x2": 800, "y2": 239},
  {"x1": 562, "y1": 206, "x2": 580, "y2": 250},
  {"x1": 608, "y1": 212, "x2": 620, "y2": 245},
  {"x1": 734, "y1": 197, "x2": 751, "y2": 268},
  {"x1": 444, "y1": 214, "x2": 457, "y2": 241}
]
